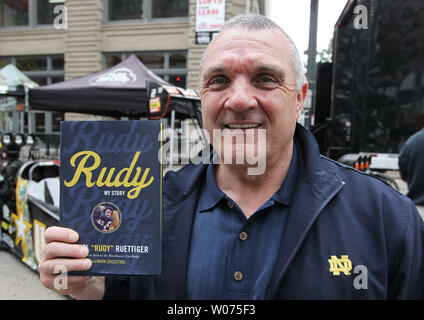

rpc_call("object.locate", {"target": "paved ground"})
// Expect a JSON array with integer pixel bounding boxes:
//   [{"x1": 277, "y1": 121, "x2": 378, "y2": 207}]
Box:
[
  {"x1": 0, "y1": 250, "x2": 68, "y2": 300},
  {"x1": 0, "y1": 170, "x2": 422, "y2": 300}
]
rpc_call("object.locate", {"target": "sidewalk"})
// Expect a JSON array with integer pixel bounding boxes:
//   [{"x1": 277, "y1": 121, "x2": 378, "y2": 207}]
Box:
[{"x1": 0, "y1": 250, "x2": 68, "y2": 300}]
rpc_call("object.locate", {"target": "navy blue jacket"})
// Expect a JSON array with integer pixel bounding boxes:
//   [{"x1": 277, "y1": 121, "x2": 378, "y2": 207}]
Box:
[{"x1": 104, "y1": 124, "x2": 424, "y2": 299}]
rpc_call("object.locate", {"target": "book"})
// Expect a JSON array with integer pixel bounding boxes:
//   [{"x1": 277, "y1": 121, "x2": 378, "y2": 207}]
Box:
[{"x1": 59, "y1": 120, "x2": 162, "y2": 276}]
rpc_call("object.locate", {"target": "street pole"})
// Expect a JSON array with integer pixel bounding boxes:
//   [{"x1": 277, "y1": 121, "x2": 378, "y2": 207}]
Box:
[
  {"x1": 169, "y1": 109, "x2": 176, "y2": 170},
  {"x1": 304, "y1": 0, "x2": 319, "y2": 130}
]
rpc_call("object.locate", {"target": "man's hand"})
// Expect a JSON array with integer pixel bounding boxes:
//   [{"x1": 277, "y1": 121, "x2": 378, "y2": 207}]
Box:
[{"x1": 38, "y1": 226, "x2": 105, "y2": 300}]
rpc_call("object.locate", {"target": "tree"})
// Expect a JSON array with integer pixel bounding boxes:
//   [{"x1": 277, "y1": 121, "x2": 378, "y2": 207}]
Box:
[{"x1": 317, "y1": 38, "x2": 333, "y2": 63}]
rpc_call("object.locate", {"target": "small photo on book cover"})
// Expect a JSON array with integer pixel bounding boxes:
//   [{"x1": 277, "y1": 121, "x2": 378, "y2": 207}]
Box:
[{"x1": 60, "y1": 120, "x2": 162, "y2": 276}]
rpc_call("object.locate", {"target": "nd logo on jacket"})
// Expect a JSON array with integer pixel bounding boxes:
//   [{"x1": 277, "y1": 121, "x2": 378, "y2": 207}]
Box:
[
  {"x1": 328, "y1": 255, "x2": 352, "y2": 276},
  {"x1": 328, "y1": 255, "x2": 368, "y2": 290}
]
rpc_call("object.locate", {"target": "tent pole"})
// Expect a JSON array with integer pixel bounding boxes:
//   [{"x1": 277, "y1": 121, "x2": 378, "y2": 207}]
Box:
[
  {"x1": 20, "y1": 111, "x2": 24, "y2": 134},
  {"x1": 25, "y1": 87, "x2": 32, "y2": 134},
  {"x1": 169, "y1": 109, "x2": 176, "y2": 170},
  {"x1": 27, "y1": 111, "x2": 32, "y2": 134}
]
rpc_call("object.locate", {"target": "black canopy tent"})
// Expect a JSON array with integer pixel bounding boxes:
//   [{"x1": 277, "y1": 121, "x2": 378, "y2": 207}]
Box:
[
  {"x1": 27, "y1": 55, "x2": 203, "y2": 168},
  {"x1": 28, "y1": 55, "x2": 199, "y2": 119}
]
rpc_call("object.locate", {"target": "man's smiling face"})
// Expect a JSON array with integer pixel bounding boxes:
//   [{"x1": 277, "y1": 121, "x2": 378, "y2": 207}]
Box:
[{"x1": 200, "y1": 27, "x2": 306, "y2": 168}]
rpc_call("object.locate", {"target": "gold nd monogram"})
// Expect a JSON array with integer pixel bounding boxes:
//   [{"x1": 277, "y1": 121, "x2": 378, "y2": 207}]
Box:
[{"x1": 328, "y1": 255, "x2": 352, "y2": 276}]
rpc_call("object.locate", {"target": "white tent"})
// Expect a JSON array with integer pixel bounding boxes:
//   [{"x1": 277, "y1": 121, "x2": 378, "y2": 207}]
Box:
[{"x1": 0, "y1": 64, "x2": 39, "y2": 132}]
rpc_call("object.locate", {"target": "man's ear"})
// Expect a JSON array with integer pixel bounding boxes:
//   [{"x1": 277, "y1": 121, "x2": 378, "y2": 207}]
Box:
[{"x1": 296, "y1": 81, "x2": 309, "y2": 121}]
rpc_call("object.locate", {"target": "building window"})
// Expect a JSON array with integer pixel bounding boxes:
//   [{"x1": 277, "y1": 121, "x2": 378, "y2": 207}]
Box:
[
  {"x1": 10, "y1": 54, "x2": 65, "y2": 86},
  {"x1": 135, "y1": 53, "x2": 164, "y2": 69},
  {"x1": 15, "y1": 56, "x2": 47, "y2": 72},
  {"x1": 152, "y1": 0, "x2": 188, "y2": 18},
  {"x1": 34, "y1": 112, "x2": 45, "y2": 132},
  {"x1": 108, "y1": 0, "x2": 144, "y2": 21},
  {"x1": 0, "y1": 0, "x2": 28, "y2": 27},
  {"x1": 105, "y1": 0, "x2": 188, "y2": 22},
  {"x1": 104, "y1": 51, "x2": 187, "y2": 87},
  {"x1": 1, "y1": 54, "x2": 65, "y2": 85},
  {"x1": 51, "y1": 56, "x2": 65, "y2": 70},
  {"x1": 37, "y1": 0, "x2": 65, "y2": 25},
  {"x1": 33, "y1": 111, "x2": 64, "y2": 135},
  {"x1": 0, "y1": 57, "x2": 11, "y2": 68},
  {"x1": 169, "y1": 52, "x2": 187, "y2": 68},
  {"x1": 0, "y1": 54, "x2": 65, "y2": 134},
  {"x1": 0, "y1": 0, "x2": 66, "y2": 28}
]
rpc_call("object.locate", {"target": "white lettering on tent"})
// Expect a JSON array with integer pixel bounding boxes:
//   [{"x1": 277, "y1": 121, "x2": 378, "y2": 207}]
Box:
[{"x1": 89, "y1": 68, "x2": 137, "y2": 86}]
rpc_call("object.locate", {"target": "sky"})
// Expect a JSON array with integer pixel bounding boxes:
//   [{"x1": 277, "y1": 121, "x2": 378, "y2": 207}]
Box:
[{"x1": 269, "y1": 0, "x2": 348, "y2": 65}]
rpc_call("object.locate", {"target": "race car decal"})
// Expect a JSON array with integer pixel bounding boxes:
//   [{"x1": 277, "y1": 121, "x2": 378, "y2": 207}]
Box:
[
  {"x1": 33, "y1": 219, "x2": 46, "y2": 265},
  {"x1": 12, "y1": 177, "x2": 37, "y2": 270}
]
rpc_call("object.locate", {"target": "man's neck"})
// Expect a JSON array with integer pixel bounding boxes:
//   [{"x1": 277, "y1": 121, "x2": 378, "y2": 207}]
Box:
[{"x1": 215, "y1": 142, "x2": 294, "y2": 219}]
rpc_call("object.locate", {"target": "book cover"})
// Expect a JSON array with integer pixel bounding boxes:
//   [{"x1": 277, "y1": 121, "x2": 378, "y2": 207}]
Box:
[{"x1": 59, "y1": 120, "x2": 162, "y2": 276}]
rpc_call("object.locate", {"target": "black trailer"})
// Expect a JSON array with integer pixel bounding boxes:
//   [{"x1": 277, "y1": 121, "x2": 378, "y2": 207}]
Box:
[{"x1": 313, "y1": 0, "x2": 424, "y2": 170}]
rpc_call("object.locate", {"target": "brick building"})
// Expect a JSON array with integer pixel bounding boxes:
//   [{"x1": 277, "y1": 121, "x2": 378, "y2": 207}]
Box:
[{"x1": 0, "y1": 0, "x2": 267, "y2": 136}]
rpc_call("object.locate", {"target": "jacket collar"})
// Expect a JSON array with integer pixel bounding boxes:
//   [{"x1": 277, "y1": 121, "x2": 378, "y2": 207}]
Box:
[
  {"x1": 267, "y1": 124, "x2": 345, "y2": 298},
  {"x1": 161, "y1": 155, "x2": 209, "y2": 299},
  {"x1": 163, "y1": 124, "x2": 345, "y2": 299}
]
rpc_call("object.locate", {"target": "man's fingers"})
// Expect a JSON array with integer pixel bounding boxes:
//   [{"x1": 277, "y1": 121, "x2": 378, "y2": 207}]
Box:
[
  {"x1": 44, "y1": 226, "x2": 79, "y2": 244},
  {"x1": 39, "y1": 258, "x2": 92, "y2": 275},
  {"x1": 38, "y1": 227, "x2": 105, "y2": 298},
  {"x1": 38, "y1": 257, "x2": 92, "y2": 294},
  {"x1": 39, "y1": 272, "x2": 92, "y2": 295},
  {"x1": 41, "y1": 242, "x2": 89, "y2": 262}
]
